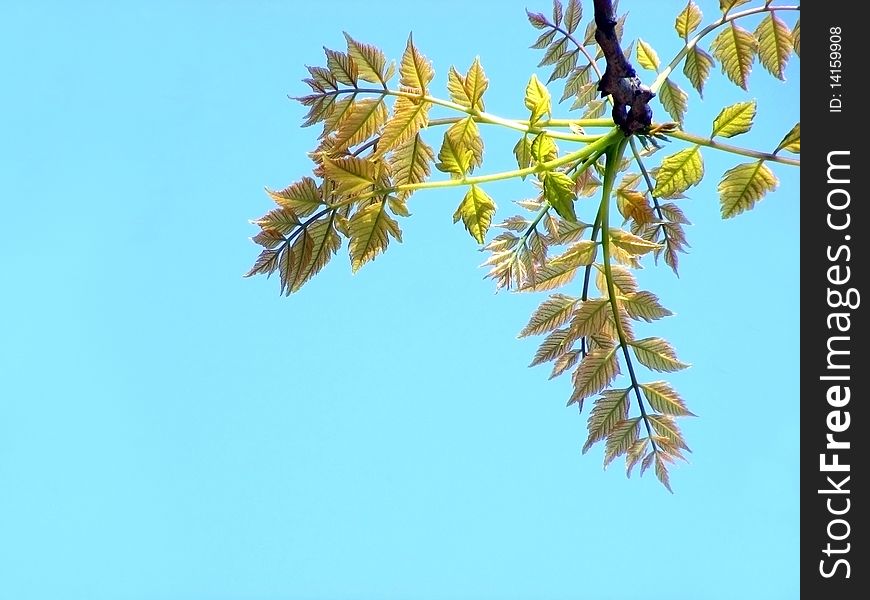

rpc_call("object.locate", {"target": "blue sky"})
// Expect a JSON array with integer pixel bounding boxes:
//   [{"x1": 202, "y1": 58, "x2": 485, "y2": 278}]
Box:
[{"x1": 1, "y1": 1, "x2": 799, "y2": 598}]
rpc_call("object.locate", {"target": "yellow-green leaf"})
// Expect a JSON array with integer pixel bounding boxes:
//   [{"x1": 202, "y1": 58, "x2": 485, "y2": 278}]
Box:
[
  {"x1": 543, "y1": 171, "x2": 577, "y2": 222},
  {"x1": 683, "y1": 46, "x2": 714, "y2": 97},
  {"x1": 522, "y1": 259, "x2": 579, "y2": 292},
  {"x1": 793, "y1": 18, "x2": 800, "y2": 57},
  {"x1": 373, "y1": 96, "x2": 430, "y2": 157},
  {"x1": 719, "y1": 0, "x2": 751, "y2": 14},
  {"x1": 636, "y1": 38, "x2": 660, "y2": 72},
  {"x1": 389, "y1": 133, "x2": 434, "y2": 199},
  {"x1": 266, "y1": 177, "x2": 323, "y2": 216},
  {"x1": 348, "y1": 200, "x2": 402, "y2": 272},
  {"x1": 640, "y1": 381, "x2": 695, "y2": 417},
  {"x1": 529, "y1": 327, "x2": 580, "y2": 367},
  {"x1": 291, "y1": 213, "x2": 342, "y2": 292},
  {"x1": 648, "y1": 414, "x2": 690, "y2": 451},
  {"x1": 675, "y1": 1, "x2": 702, "y2": 39},
  {"x1": 628, "y1": 337, "x2": 690, "y2": 372},
  {"x1": 595, "y1": 263, "x2": 637, "y2": 296},
  {"x1": 399, "y1": 34, "x2": 434, "y2": 94},
  {"x1": 448, "y1": 116, "x2": 484, "y2": 169},
  {"x1": 453, "y1": 184, "x2": 497, "y2": 244},
  {"x1": 569, "y1": 298, "x2": 610, "y2": 338},
  {"x1": 323, "y1": 48, "x2": 358, "y2": 86},
  {"x1": 519, "y1": 294, "x2": 580, "y2": 338},
  {"x1": 653, "y1": 146, "x2": 704, "y2": 198},
  {"x1": 718, "y1": 160, "x2": 778, "y2": 218},
  {"x1": 609, "y1": 228, "x2": 663, "y2": 256},
  {"x1": 775, "y1": 122, "x2": 800, "y2": 154},
  {"x1": 253, "y1": 207, "x2": 300, "y2": 234},
  {"x1": 435, "y1": 119, "x2": 480, "y2": 178},
  {"x1": 569, "y1": 346, "x2": 620, "y2": 406},
  {"x1": 710, "y1": 22, "x2": 757, "y2": 90},
  {"x1": 531, "y1": 133, "x2": 558, "y2": 164},
  {"x1": 619, "y1": 291, "x2": 673, "y2": 322},
  {"x1": 279, "y1": 228, "x2": 314, "y2": 295},
  {"x1": 603, "y1": 417, "x2": 641, "y2": 466},
  {"x1": 331, "y1": 97, "x2": 387, "y2": 152},
  {"x1": 513, "y1": 135, "x2": 533, "y2": 171},
  {"x1": 658, "y1": 78, "x2": 688, "y2": 125},
  {"x1": 755, "y1": 13, "x2": 793, "y2": 80},
  {"x1": 525, "y1": 74, "x2": 551, "y2": 126},
  {"x1": 583, "y1": 388, "x2": 631, "y2": 452},
  {"x1": 323, "y1": 156, "x2": 380, "y2": 196},
  {"x1": 711, "y1": 100, "x2": 756, "y2": 138},
  {"x1": 251, "y1": 228, "x2": 285, "y2": 249},
  {"x1": 343, "y1": 33, "x2": 389, "y2": 85},
  {"x1": 447, "y1": 58, "x2": 489, "y2": 112},
  {"x1": 245, "y1": 248, "x2": 282, "y2": 278}
]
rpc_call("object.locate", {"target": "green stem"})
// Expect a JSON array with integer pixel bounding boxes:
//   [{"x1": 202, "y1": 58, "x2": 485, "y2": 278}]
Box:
[
  {"x1": 668, "y1": 129, "x2": 800, "y2": 166},
  {"x1": 651, "y1": 4, "x2": 801, "y2": 93},
  {"x1": 599, "y1": 137, "x2": 657, "y2": 449},
  {"x1": 426, "y1": 117, "x2": 604, "y2": 143},
  {"x1": 329, "y1": 127, "x2": 623, "y2": 209}
]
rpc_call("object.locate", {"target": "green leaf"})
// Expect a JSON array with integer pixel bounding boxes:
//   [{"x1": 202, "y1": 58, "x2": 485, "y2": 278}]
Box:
[
  {"x1": 542, "y1": 171, "x2": 577, "y2": 221},
  {"x1": 398, "y1": 34, "x2": 434, "y2": 94},
  {"x1": 683, "y1": 46, "x2": 714, "y2": 97},
  {"x1": 374, "y1": 96, "x2": 430, "y2": 157},
  {"x1": 266, "y1": 177, "x2": 323, "y2": 216},
  {"x1": 628, "y1": 337, "x2": 690, "y2": 372},
  {"x1": 244, "y1": 247, "x2": 282, "y2": 278},
  {"x1": 564, "y1": 0, "x2": 582, "y2": 33},
  {"x1": 609, "y1": 228, "x2": 663, "y2": 256},
  {"x1": 331, "y1": 97, "x2": 388, "y2": 152},
  {"x1": 323, "y1": 48, "x2": 358, "y2": 86},
  {"x1": 251, "y1": 228, "x2": 285, "y2": 249},
  {"x1": 389, "y1": 133, "x2": 434, "y2": 199},
  {"x1": 343, "y1": 33, "x2": 389, "y2": 85},
  {"x1": 453, "y1": 184, "x2": 497, "y2": 244},
  {"x1": 561, "y1": 65, "x2": 591, "y2": 103},
  {"x1": 513, "y1": 135, "x2": 533, "y2": 172},
  {"x1": 348, "y1": 200, "x2": 402, "y2": 272},
  {"x1": 595, "y1": 263, "x2": 638, "y2": 297},
  {"x1": 603, "y1": 417, "x2": 641, "y2": 467},
  {"x1": 529, "y1": 327, "x2": 580, "y2": 367},
  {"x1": 525, "y1": 74, "x2": 551, "y2": 126},
  {"x1": 619, "y1": 291, "x2": 673, "y2": 322},
  {"x1": 775, "y1": 122, "x2": 800, "y2": 154},
  {"x1": 447, "y1": 58, "x2": 488, "y2": 112},
  {"x1": 539, "y1": 37, "x2": 569, "y2": 68},
  {"x1": 654, "y1": 453, "x2": 673, "y2": 492},
  {"x1": 278, "y1": 228, "x2": 314, "y2": 295},
  {"x1": 552, "y1": 0, "x2": 563, "y2": 26},
  {"x1": 755, "y1": 13, "x2": 793, "y2": 80},
  {"x1": 531, "y1": 133, "x2": 558, "y2": 164},
  {"x1": 583, "y1": 388, "x2": 631, "y2": 452},
  {"x1": 569, "y1": 298, "x2": 610, "y2": 338},
  {"x1": 519, "y1": 294, "x2": 580, "y2": 338},
  {"x1": 289, "y1": 213, "x2": 342, "y2": 292},
  {"x1": 531, "y1": 29, "x2": 558, "y2": 50},
  {"x1": 793, "y1": 18, "x2": 800, "y2": 57},
  {"x1": 323, "y1": 156, "x2": 380, "y2": 196},
  {"x1": 653, "y1": 146, "x2": 704, "y2": 198},
  {"x1": 636, "y1": 38, "x2": 660, "y2": 72},
  {"x1": 640, "y1": 382, "x2": 695, "y2": 417},
  {"x1": 719, "y1": 0, "x2": 751, "y2": 14},
  {"x1": 253, "y1": 207, "x2": 301, "y2": 234},
  {"x1": 718, "y1": 160, "x2": 778, "y2": 218},
  {"x1": 658, "y1": 78, "x2": 688, "y2": 125},
  {"x1": 711, "y1": 100, "x2": 756, "y2": 138},
  {"x1": 569, "y1": 346, "x2": 620, "y2": 406},
  {"x1": 675, "y1": 1, "x2": 702, "y2": 39},
  {"x1": 710, "y1": 22, "x2": 757, "y2": 90},
  {"x1": 648, "y1": 415, "x2": 690, "y2": 451},
  {"x1": 435, "y1": 117, "x2": 483, "y2": 178}
]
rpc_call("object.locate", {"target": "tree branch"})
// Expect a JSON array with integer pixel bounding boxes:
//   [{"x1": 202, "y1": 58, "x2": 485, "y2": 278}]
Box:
[{"x1": 593, "y1": 0, "x2": 654, "y2": 135}]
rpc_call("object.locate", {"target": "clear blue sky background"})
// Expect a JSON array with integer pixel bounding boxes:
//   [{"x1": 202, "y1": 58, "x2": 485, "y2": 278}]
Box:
[{"x1": 1, "y1": 1, "x2": 799, "y2": 598}]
